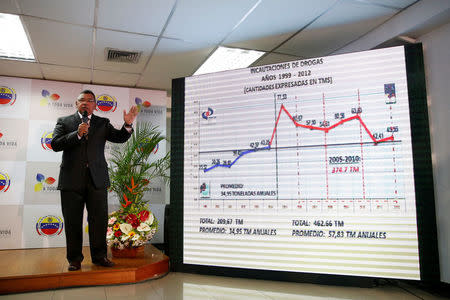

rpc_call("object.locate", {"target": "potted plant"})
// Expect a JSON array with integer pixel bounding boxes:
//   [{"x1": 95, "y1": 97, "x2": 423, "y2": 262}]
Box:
[{"x1": 106, "y1": 123, "x2": 170, "y2": 257}]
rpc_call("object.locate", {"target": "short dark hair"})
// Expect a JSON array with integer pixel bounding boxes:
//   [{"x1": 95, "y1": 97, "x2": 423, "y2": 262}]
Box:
[{"x1": 78, "y1": 89, "x2": 96, "y2": 100}]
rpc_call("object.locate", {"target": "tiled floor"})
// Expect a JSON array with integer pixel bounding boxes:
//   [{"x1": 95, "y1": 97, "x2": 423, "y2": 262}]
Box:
[{"x1": 1, "y1": 272, "x2": 447, "y2": 300}]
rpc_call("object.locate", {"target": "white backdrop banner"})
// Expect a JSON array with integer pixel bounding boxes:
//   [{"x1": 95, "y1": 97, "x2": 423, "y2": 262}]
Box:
[{"x1": 0, "y1": 76, "x2": 167, "y2": 249}]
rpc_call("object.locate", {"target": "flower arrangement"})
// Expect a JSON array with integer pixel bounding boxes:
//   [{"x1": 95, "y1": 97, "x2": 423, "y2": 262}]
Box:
[
  {"x1": 107, "y1": 197, "x2": 157, "y2": 249},
  {"x1": 107, "y1": 123, "x2": 170, "y2": 250}
]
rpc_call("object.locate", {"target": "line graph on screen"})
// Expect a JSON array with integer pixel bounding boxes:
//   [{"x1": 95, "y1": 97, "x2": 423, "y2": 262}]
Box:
[
  {"x1": 181, "y1": 46, "x2": 429, "y2": 280},
  {"x1": 203, "y1": 95, "x2": 394, "y2": 173},
  {"x1": 191, "y1": 86, "x2": 409, "y2": 212}
]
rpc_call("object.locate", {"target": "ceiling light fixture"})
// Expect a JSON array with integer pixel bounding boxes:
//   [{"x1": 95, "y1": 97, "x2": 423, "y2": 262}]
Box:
[
  {"x1": 194, "y1": 46, "x2": 265, "y2": 76},
  {"x1": 0, "y1": 13, "x2": 35, "y2": 61}
]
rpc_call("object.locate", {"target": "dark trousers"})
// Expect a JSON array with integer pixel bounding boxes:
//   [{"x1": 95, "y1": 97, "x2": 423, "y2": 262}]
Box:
[{"x1": 60, "y1": 167, "x2": 108, "y2": 263}]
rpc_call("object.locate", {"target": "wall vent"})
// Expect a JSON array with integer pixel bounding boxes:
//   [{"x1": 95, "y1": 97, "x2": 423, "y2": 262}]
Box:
[{"x1": 106, "y1": 48, "x2": 141, "y2": 63}]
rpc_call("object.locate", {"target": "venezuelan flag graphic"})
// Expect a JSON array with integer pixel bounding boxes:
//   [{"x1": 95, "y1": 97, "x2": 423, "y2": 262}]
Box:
[
  {"x1": 0, "y1": 172, "x2": 11, "y2": 192},
  {"x1": 0, "y1": 86, "x2": 17, "y2": 105},
  {"x1": 36, "y1": 215, "x2": 63, "y2": 236},
  {"x1": 40, "y1": 132, "x2": 53, "y2": 150},
  {"x1": 96, "y1": 94, "x2": 117, "y2": 112}
]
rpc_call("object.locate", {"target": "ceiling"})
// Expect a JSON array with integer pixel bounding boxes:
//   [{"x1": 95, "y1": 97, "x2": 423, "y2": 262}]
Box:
[{"x1": 0, "y1": 0, "x2": 449, "y2": 97}]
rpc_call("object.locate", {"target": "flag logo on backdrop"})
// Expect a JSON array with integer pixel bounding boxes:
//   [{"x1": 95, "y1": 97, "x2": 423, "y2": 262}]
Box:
[
  {"x1": 34, "y1": 173, "x2": 57, "y2": 192},
  {"x1": 40, "y1": 131, "x2": 53, "y2": 150},
  {"x1": 135, "y1": 97, "x2": 151, "y2": 112},
  {"x1": 0, "y1": 172, "x2": 11, "y2": 192},
  {"x1": 0, "y1": 86, "x2": 17, "y2": 106},
  {"x1": 152, "y1": 142, "x2": 159, "y2": 154},
  {"x1": 96, "y1": 94, "x2": 117, "y2": 112},
  {"x1": 36, "y1": 215, "x2": 63, "y2": 236},
  {"x1": 39, "y1": 89, "x2": 61, "y2": 106}
]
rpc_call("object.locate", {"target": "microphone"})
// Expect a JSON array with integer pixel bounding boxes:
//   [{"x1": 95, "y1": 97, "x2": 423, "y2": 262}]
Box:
[
  {"x1": 82, "y1": 111, "x2": 89, "y2": 124},
  {"x1": 82, "y1": 111, "x2": 89, "y2": 139}
]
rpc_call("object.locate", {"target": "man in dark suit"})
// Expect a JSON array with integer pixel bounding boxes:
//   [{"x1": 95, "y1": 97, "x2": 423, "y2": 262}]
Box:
[{"x1": 51, "y1": 90, "x2": 138, "y2": 271}]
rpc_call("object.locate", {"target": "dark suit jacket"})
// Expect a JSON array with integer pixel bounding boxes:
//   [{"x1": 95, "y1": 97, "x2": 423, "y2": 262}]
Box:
[{"x1": 51, "y1": 112, "x2": 132, "y2": 191}]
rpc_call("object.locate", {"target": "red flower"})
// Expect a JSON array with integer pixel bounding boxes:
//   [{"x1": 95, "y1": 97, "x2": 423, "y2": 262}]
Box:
[
  {"x1": 126, "y1": 214, "x2": 140, "y2": 228},
  {"x1": 121, "y1": 193, "x2": 132, "y2": 208},
  {"x1": 138, "y1": 210, "x2": 150, "y2": 222},
  {"x1": 114, "y1": 230, "x2": 122, "y2": 237}
]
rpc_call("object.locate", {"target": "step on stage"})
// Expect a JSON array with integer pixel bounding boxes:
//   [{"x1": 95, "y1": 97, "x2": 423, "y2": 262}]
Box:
[{"x1": 0, "y1": 245, "x2": 169, "y2": 294}]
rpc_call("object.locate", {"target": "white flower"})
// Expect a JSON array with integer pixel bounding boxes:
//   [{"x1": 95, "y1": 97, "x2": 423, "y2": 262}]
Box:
[
  {"x1": 121, "y1": 234, "x2": 130, "y2": 241},
  {"x1": 137, "y1": 223, "x2": 151, "y2": 232},
  {"x1": 119, "y1": 223, "x2": 133, "y2": 235},
  {"x1": 132, "y1": 234, "x2": 140, "y2": 241},
  {"x1": 108, "y1": 217, "x2": 117, "y2": 225},
  {"x1": 145, "y1": 214, "x2": 154, "y2": 225},
  {"x1": 134, "y1": 240, "x2": 144, "y2": 246}
]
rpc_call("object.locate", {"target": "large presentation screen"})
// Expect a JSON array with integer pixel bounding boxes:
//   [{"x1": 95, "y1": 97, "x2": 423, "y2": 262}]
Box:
[{"x1": 181, "y1": 46, "x2": 431, "y2": 280}]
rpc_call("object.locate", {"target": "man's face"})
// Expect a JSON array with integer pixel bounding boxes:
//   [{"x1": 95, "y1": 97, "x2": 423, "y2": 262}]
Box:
[{"x1": 76, "y1": 93, "x2": 96, "y2": 115}]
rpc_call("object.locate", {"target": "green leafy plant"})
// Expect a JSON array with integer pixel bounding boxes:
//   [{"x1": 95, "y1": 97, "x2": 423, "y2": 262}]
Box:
[{"x1": 107, "y1": 123, "x2": 170, "y2": 249}]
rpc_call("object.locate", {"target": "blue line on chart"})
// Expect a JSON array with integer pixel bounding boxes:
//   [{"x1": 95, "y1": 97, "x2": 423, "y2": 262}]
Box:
[{"x1": 203, "y1": 146, "x2": 270, "y2": 172}]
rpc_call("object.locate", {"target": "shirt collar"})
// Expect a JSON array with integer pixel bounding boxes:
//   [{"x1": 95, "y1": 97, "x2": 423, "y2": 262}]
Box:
[{"x1": 77, "y1": 112, "x2": 92, "y2": 119}]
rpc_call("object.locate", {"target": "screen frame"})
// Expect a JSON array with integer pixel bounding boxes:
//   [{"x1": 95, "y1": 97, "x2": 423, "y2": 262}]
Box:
[{"x1": 169, "y1": 44, "x2": 440, "y2": 284}]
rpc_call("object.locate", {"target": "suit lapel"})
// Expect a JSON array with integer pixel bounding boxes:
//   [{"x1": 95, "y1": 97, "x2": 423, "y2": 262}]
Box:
[
  {"x1": 90, "y1": 114, "x2": 98, "y2": 128},
  {"x1": 88, "y1": 114, "x2": 99, "y2": 137},
  {"x1": 71, "y1": 112, "x2": 82, "y2": 130}
]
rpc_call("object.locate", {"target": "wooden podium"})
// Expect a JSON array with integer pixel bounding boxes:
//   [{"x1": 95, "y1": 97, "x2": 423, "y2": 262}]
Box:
[{"x1": 0, "y1": 244, "x2": 169, "y2": 294}]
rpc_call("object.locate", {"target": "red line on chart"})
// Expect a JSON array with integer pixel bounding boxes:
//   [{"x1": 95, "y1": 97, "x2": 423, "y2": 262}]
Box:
[{"x1": 269, "y1": 104, "x2": 394, "y2": 147}]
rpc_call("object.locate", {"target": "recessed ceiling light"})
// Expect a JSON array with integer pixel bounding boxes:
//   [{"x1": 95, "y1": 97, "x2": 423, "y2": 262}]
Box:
[
  {"x1": 0, "y1": 13, "x2": 35, "y2": 61},
  {"x1": 194, "y1": 46, "x2": 265, "y2": 75}
]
